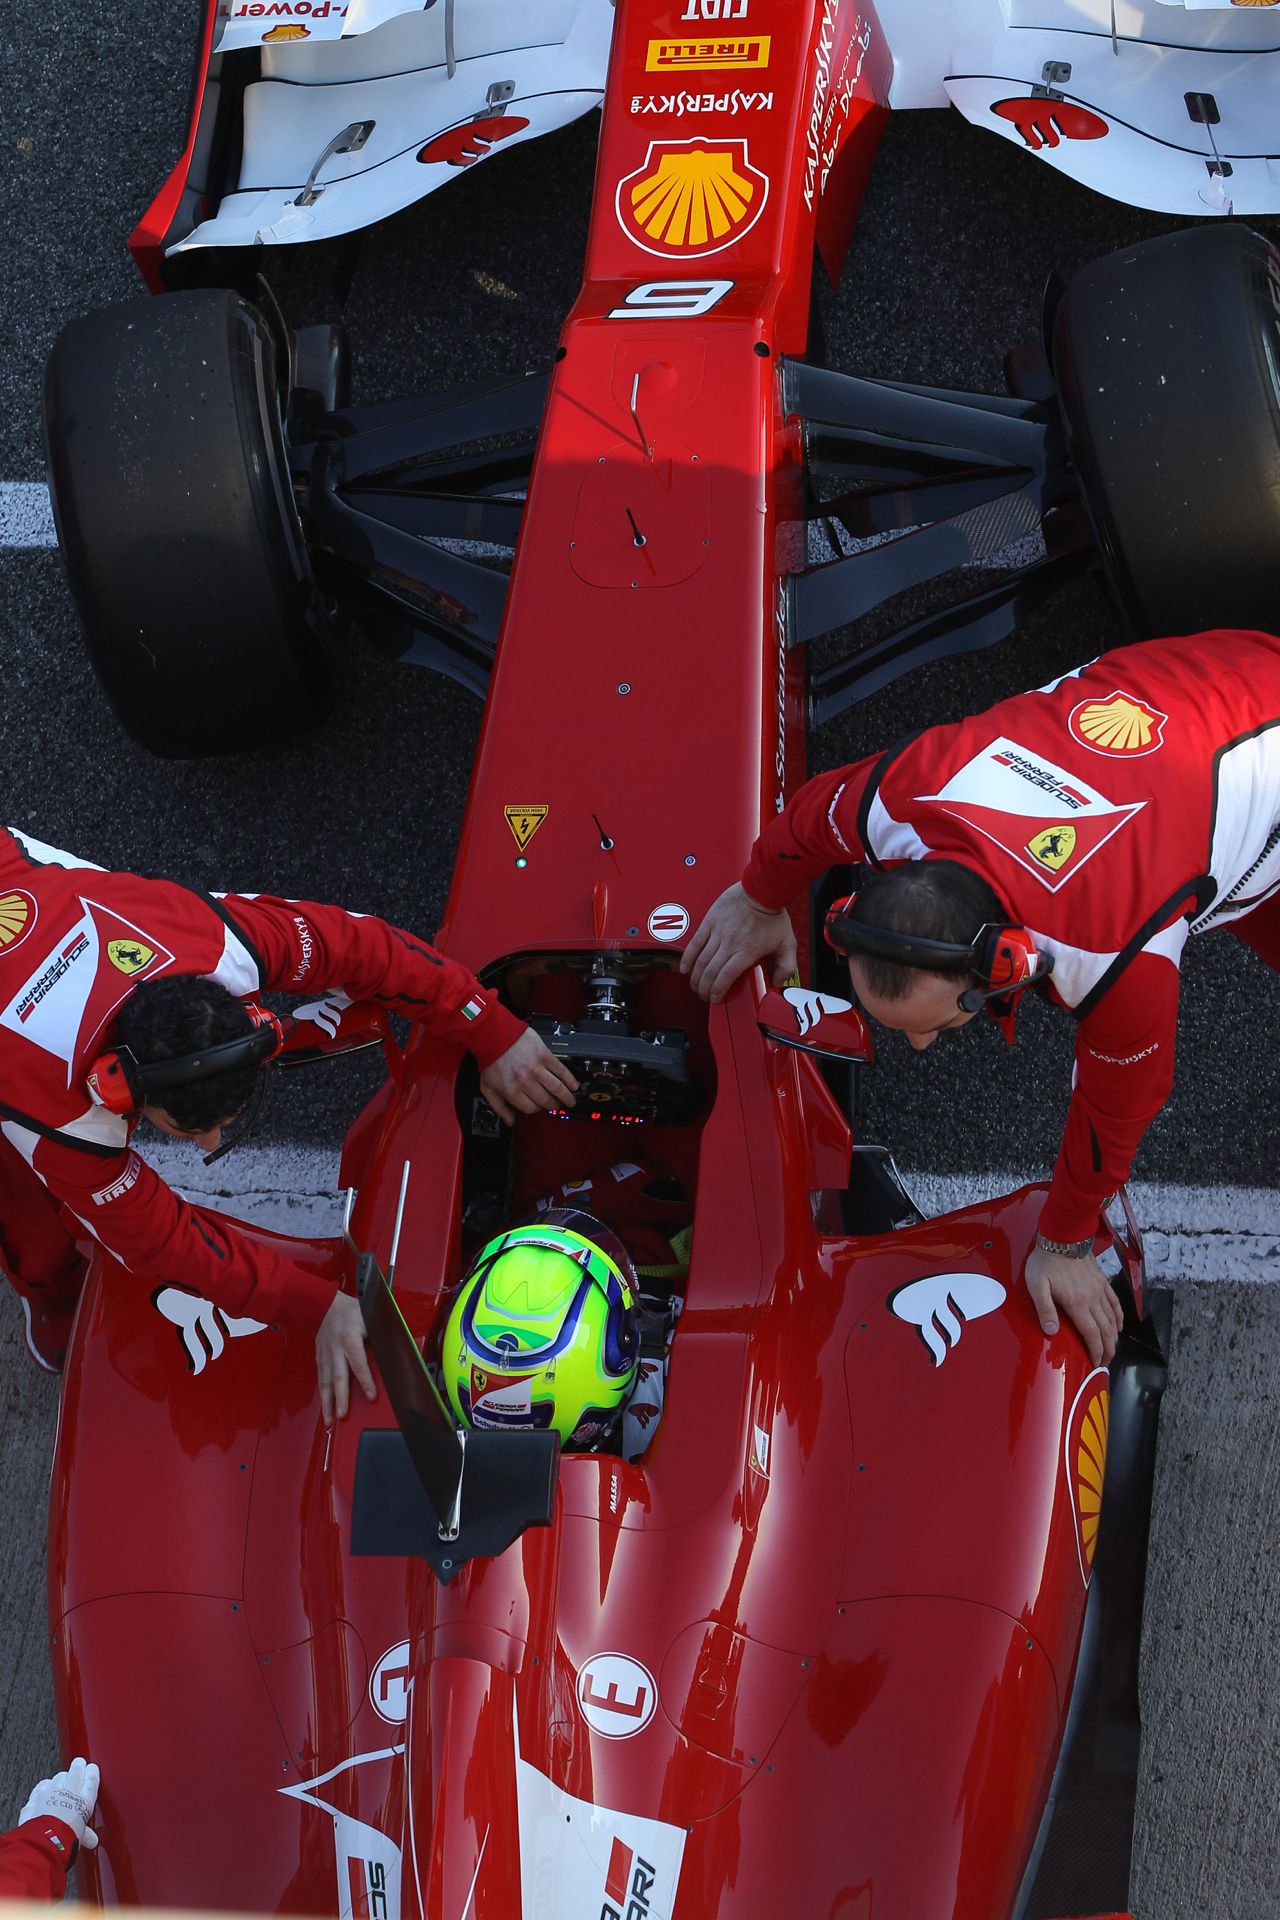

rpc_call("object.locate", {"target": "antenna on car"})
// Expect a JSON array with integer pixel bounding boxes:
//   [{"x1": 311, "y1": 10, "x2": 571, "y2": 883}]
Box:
[
  {"x1": 386, "y1": 1158, "x2": 411, "y2": 1290},
  {"x1": 629, "y1": 370, "x2": 652, "y2": 461}
]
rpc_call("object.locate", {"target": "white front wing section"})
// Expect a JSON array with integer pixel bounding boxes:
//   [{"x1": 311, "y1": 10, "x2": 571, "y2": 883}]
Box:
[
  {"x1": 174, "y1": 0, "x2": 612, "y2": 252},
  {"x1": 876, "y1": 0, "x2": 1280, "y2": 217}
]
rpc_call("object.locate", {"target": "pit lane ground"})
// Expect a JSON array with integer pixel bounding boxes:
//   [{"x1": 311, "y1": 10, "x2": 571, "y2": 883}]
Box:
[{"x1": 0, "y1": 28, "x2": 1277, "y2": 1912}]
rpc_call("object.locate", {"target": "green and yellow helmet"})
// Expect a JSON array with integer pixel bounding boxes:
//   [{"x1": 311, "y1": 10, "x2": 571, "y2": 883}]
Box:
[{"x1": 442, "y1": 1208, "x2": 640, "y2": 1447}]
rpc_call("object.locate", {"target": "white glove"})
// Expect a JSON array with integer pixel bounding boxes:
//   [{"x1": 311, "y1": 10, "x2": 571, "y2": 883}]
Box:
[
  {"x1": 292, "y1": 991, "x2": 352, "y2": 1039},
  {"x1": 19, "y1": 1756, "x2": 100, "y2": 1850}
]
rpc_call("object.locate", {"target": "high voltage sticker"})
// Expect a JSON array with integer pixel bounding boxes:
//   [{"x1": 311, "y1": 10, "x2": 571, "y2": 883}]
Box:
[{"x1": 504, "y1": 805, "x2": 548, "y2": 851}]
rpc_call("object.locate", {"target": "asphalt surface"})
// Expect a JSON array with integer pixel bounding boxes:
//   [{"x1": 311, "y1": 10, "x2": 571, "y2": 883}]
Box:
[{"x1": 0, "y1": 12, "x2": 1278, "y2": 1914}]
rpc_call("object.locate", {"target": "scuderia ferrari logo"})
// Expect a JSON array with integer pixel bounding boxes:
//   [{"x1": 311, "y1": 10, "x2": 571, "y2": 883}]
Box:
[
  {"x1": 918, "y1": 736, "x2": 1143, "y2": 892},
  {"x1": 108, "y1": 938, "x2": 155, "y2": 975}
]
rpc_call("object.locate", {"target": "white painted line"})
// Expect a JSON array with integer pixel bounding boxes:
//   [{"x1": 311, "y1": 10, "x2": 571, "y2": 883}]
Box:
[
  {"x1": 137, "y1": 1141, "x2": 1278, "y2": 1287},
  {"x1": 906, "y1": 1172, "x2": 1279, "y2": 1287},
  {"x1": 0, "y1": 482, "x2": 56, "y2": 550}
]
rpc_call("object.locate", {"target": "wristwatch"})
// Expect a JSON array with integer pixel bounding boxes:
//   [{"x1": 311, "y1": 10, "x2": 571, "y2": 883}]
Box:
[{"x1": 1035, "y1": 1230, "x2": 1093, "y2": 1258}]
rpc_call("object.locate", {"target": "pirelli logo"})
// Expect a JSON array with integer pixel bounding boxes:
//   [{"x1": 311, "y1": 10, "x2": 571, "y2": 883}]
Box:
[{"x1": 646, "y1": 35, "x2": 770, "y2": 71}]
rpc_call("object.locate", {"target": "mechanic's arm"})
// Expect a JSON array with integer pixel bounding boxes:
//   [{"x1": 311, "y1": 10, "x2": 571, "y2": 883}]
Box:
[
  {"x1": 1024, "y1": 954, "x2": 1180, "y2": 1365},
  {"x1": 683, "y1": 759, "x2": 877, "y2": 1002},
  {"x1": 0, "y1": 1758, "x2": 100, "y2": 1898},
  {"x1": 223, "y1": 893, "x2": 576, "y2": 1115}
]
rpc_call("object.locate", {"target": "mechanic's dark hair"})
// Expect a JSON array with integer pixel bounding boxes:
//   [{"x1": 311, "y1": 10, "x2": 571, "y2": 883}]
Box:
[
  {"x1": 847, "y1": 861, "x2": 1009, "y2": 1001},
  {"x1": 114, "y1": 976, "x2": 259, "y2": 1131}
]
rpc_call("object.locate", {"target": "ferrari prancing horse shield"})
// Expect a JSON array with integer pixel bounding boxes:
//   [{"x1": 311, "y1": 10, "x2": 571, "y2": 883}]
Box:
[
  {"x1": 108, "y1": 938, "x2": 156, "y2": 975},
  {"x1": 1026, "y1": 824, "x2": 1076, "y2": 872},
  {"x1": 616, "y1": 138, "x2": 769, "y2": 258}
]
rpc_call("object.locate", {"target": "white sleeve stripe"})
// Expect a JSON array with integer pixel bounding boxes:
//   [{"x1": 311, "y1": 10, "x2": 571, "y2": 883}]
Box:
[
  {"x1": 826, "y1": 785, "x2": 851, "y2": 854},
  {"x1": 203, "y1": 923, "x2": 263, "y2": 998},
  {"x1": 6, "y1": 829, "x2": 104, "y2": 872},
  {"x1": 0, "y1": 1119, "x2": 41, "y2": 1170}
]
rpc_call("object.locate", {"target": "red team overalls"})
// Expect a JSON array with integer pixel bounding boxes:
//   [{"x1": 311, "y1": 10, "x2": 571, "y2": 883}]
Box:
[
  {"x1": 0, "y1": 829, "x2": 524, "y2": 1351},
  {"x1": 743, "y1": 631, "x2": 1280, "y2": 1240}
]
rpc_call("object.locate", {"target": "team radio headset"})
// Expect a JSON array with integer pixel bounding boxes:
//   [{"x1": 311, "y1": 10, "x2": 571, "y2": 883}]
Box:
[
  {"x1": 824, "y1": 884, "x2": 1089, "y2": 1260},
  {"x1": 85, "y1": 1004, "x2": 288, "y2": 1164}
]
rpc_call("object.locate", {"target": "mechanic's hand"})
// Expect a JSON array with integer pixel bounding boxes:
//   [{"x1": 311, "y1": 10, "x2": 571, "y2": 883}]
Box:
[
  {"x1": 20, "y1": 1756, "x2": 101, "y2": 1850},
  {"x1": 681, "y1": 882, "x2": 798, "y2": 1003},
  {"x1": 479, "y1": 1027, "x2": 579, "y2": 1124},
  {"x1": 1024, "y1": 1244, "x2": 1123, "y2": 1367},
  {"x1": 316, "y1": 1291, "x2": 377, "y2": 1424}
]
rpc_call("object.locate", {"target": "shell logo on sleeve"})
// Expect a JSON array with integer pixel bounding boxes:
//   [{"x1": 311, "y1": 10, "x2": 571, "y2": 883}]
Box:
[
  {"x1": 1065, "y1": 1369, "x2": 1110, "y2": 1584},
  {"x1": 616, "y1": 139, "x2": 768, "y2": 257},
  {"x1": 1068, "y1": 690, "x2": 1168, "y2": 757},
  {"x1": 0, "y1": 892, "x2": 35, "y2": 955}
]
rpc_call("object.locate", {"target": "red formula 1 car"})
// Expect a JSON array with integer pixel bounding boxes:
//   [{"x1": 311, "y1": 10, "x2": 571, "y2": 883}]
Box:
[{"x1": 44, "y1": 2, "x2": 1280, "y2": 1915}]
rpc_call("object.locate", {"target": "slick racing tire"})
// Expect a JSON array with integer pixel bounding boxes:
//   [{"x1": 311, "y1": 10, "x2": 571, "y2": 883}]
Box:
[
  {"x1": 44, "y1": 289, "x2": 335, "y2": 757},
  {"x1": 1052, "y1": 223, "x2": 1280, "y2": 637}
]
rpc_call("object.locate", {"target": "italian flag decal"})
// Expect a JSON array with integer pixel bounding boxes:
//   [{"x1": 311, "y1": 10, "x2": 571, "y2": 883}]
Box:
[{"x1": 462, "y1": 996, "x2": 485, "y2": 1021}]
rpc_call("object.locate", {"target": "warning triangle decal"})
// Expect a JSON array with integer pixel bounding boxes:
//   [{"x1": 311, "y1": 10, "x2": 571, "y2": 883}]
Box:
[{"x1": 504, "y1": 806, "x2": 548, "y2": 851}]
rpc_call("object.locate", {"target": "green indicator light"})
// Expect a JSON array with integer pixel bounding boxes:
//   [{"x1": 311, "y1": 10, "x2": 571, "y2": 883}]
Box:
[{"x1": 516, "y1": 856, "x2": 528, "y2": 869}]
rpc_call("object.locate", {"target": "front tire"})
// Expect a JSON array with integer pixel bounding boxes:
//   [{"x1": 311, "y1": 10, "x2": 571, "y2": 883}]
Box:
[
  {"x1": 44, "y1": 289, "x2": 336, "y2": 757},
  {"x1": 1053, "y1": 224, "x2": 1280, "y2": 637}
]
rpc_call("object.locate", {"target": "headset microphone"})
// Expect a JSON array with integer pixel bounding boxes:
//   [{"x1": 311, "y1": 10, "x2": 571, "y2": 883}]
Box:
[{"x1": 823, "y1": 886, "x2": 1052, "y2": 1038}]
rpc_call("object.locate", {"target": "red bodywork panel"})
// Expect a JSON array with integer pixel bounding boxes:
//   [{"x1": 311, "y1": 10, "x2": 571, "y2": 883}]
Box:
[
  {"x1": 129, "y1": 0, "x2": 221, "y2": 291},
  {"x1": 53, "y1": 5, "x2": 1128, "y2": 1916}
]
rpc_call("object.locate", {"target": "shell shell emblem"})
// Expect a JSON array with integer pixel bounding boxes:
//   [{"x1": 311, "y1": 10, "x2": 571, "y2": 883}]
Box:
[
  {"x1": 262, "y1": 22, "x2": 308, "y2": 38},
  {"x1": 1068, "y1": 690, "x2": 1167, "y2": 757},
  {"x1": 616, "y1": 139, "x2": 768, "y2": 258},
  {"x1": 1065, "y1": 1370, "x2": 1110, "y2": 1584},
  {"x1": 0, "y1": 891, "x2": 35, "y2": 955}
]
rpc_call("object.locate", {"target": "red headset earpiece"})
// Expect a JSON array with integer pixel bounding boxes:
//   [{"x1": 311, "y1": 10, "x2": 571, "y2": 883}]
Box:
[
  {"x1": 824, "y1": 888, "x2": 1052, "y2": 1017},
  {"x1": 972, "y1": 924, "x2": 1041, "y2": 995},
  {"x1": 86, "y1": 1003, "x2": 287, "y2": 1116}
]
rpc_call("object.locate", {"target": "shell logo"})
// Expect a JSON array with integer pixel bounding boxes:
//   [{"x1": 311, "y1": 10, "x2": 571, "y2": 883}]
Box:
[
  {"x1": 1068, "y1": 690, "x2": 1167, "y2": 757},
  {"x1": 0, "y1": 891, "x2": 35, "y2": 954},
  {"x1": 616, "y1": 139, "x2": 768, "y2": 259},
  {"x1": 262, "y1": 21, "x2": 308, "y2": 37},
  {"x1": 1065, "y1": 1370, "x2": 1110, "y2": 1584}
]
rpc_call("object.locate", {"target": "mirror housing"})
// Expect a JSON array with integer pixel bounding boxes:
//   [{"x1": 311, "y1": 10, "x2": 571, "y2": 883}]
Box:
[
  {"x1": 276, "y1": 998, "x2": 404, "y2": 1082},
  {"x1": 758, "y1": 987, "x2": 875, "y2": 1065}
]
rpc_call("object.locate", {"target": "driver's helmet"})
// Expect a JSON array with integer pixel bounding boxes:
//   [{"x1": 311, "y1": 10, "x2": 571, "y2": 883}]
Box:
[{"x1": 442, "y1": 1208, "x2": 640, "y2": 1447}]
